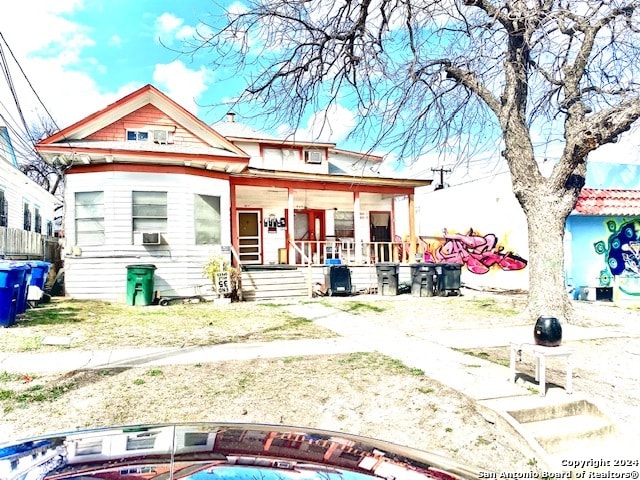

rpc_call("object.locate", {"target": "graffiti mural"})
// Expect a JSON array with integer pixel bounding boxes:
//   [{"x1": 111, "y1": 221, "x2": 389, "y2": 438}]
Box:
[
  {"x1": 423, "y1": 228, "x2": 527, "y2": 274},
  {"x1": 594, "y1": 219, "x2": 640, "y2": 296}
]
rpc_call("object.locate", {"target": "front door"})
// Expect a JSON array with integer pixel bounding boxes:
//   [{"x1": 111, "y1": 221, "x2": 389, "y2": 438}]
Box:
[
  {"x1": 370, "y1": 211, "x2": 391, "y2": 262},
  {"x1": 237, "y1": 210, "x2": 261, "y2": 264},
  {"x1": 294, "y1": 209, "x2": 325, "y2": 263}
]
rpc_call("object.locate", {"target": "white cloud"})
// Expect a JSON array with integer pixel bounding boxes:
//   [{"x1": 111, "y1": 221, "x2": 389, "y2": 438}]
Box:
[
  {"x1": 154, "y1": 12, "x2": 199, "y2": 44},
  {"x1": 156, "y1": 13, "x2": 185, "y2": 35},
  {"x1": 278, "y1": 104, "x2": 356, "y2": 143},
  {"x1": 0, "y1": 0, "x2": 115, "y2": 132},
  {"x1": 152, "y1": 61, "x2": 213, "y2": 115}
]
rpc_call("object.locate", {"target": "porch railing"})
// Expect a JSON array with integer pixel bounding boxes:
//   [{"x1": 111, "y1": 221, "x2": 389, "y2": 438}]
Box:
[{"x1": 289, "y1": 240, "x2": 417, "y2": 266}]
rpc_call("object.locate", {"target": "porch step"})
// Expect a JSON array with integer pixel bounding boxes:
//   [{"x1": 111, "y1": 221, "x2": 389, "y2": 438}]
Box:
[{"x1": 241, "y1": 269, "x2": 309, "y2": 301}]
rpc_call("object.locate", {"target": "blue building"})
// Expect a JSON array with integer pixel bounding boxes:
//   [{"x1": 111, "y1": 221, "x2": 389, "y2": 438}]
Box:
[{"x1": 566, "y1": 162, "x2": 640, "y2": 301}]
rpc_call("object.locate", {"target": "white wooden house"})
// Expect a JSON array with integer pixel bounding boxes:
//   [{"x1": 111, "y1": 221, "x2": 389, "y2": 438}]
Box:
[
  {"x1": 36, "y1": 85, "x2": 430, "y2": 301},
  {"x1": 0, "y1": 126, "x2": 61, "y2": 259}
]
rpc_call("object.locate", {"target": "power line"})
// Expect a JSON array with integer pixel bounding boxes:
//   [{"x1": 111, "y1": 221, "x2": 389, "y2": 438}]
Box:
[{"x1": 0, "y1": 31, "x2": 62, "y2": 134}]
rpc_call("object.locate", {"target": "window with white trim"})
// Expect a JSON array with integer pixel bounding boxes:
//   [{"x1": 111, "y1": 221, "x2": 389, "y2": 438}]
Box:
[
  {"x1": 75, "y1": 191, "x2": 104, "y2": 245},
  {"x1": 195, "y1": 194, "x2": 221, "y2": 245},
  {"x1": 132, "y1": 191, "x2": 167, "y2": 233},
  {"x1": 126, "y1": 130, "x2": 149, "y2": 141}
]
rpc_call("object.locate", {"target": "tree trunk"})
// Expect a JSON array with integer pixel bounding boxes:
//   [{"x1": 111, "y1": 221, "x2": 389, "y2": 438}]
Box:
[{"x1": 523, "y1": 193, "x2": 574, "y2": 323}]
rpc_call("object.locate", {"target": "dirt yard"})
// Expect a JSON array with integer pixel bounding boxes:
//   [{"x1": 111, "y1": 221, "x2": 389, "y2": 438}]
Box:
[{"x1": 0, "y1": 290, "x2": 638, "y2": 474}]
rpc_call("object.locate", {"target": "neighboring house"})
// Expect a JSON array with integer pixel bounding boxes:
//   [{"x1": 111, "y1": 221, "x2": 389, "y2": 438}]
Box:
[
  {"x1": 35, "y1": 85, "x2": 430, "y2": 301},
  {"x1": 567, "y1": 162, "x2": 640, "y2": 301},
  {"x1": 0, "y1": 126, "x2": 61, "y2": 260},
  {"x1": 415, "y1": 161, "x2": 640, "y2": 302}
]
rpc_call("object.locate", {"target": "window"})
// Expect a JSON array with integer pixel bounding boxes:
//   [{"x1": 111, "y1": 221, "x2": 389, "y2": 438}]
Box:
[
  {"x1": 46, "y1": 220, "x2": 53, "y2": 236},
  {"x1": 0, "y1": 190, "x2": 7, "y2": 227},
  {"x1": 75, "y1": 191, "x2": 105, "y2": 245},
  {"x1": 23, "y1": 202, "x2": 31, "y2": 231},
  {"x1": 127, "y1": 130, "x2": 149, "y2": 141},
  {"x1": 334, "y1": 211, "x2": 355, "y2": 238},
  {"x1": 132, "y1": 191, "x2": 167, "y2": 233},
  {"x1": 194, "y1": 194, "x2": 221, "y2": 244},
  {"x1": 34, "y1": 206, "x2": 42, "y2": 233}
]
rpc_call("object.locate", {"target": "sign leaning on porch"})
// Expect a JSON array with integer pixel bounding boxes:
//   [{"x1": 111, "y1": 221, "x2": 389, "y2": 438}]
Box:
[{"x1": 215, "y1": 271, "x2": 231, "y2": 294}]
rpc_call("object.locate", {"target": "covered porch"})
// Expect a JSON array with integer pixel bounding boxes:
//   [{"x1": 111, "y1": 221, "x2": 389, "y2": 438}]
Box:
[{"x1": 230, "y1": 173, "x2": 430, "y2": 268}]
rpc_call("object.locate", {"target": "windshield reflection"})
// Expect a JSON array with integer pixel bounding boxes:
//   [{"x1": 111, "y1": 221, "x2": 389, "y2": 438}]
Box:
[{"x1": 0, "y1": 423, "x2": 478, "y2": 480}]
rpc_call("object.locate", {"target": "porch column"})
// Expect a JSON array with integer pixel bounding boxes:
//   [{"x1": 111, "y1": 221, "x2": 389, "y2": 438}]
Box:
[
  {"x1": 287, "y1": 188, "x2": 295, "y2": 263},
  {"x1": 408, "y1": 193, "x2": 417, "y2": 261},
  {"x1": 230, "y1": 183, "x2": 239, "y2": 266},
  {"x1": 353, "y1": 191, "x2": 362, "y2": 264}
]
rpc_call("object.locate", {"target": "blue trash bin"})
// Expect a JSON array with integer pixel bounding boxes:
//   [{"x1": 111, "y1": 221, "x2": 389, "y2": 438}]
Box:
[
  {"x1": 28, "y1": 261, "x2": 51, "y2": 290},
  {"x1": 10, "y1": 262, "x2": 31, "y2": 315},
  {"x1": 0, "y1": 262, "x2": 20, "y2": 327}
]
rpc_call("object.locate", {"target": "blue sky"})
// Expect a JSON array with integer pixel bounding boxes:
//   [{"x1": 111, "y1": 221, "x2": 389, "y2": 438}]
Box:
[{"x1": 0, "y1": 0, "x2": 638, "y2": 183}]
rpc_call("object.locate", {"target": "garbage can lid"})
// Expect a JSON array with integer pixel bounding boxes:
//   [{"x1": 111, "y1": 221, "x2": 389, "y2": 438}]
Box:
[
  {"x1": 126, "y1": 264, "x2": 157, "y2": 269},
  {"x1": 8, "y1": 261, "x2": 29, "y2": 271}
]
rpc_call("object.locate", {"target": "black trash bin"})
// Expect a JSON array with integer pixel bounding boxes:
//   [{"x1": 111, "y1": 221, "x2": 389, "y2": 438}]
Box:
[
  {"x1": 410, "y1": 262, "x2": 436, "y2": 297},
  {"x1": 324, "y1": 265, "x2": 353, "y2": 296},
  {"x1": 435, "y1": 262, "x2": 461, "y2": 296},
  {"x1": 376, "y1": 262, "x2": 399, "y2": 296}
]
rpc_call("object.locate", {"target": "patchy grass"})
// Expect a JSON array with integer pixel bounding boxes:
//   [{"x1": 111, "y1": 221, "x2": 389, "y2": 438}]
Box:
[
  {"x1": 0, "y1": 298, "x2": 336, "y2": 353},
  {"x1": 1, "y1": 380, "x2": 77, "y2": 414},
  {"x1": 325, "y1": 300, "x2": 387, "y2": 314},
  {"x1": 456, "y1": 348, "x2": 511, "y2": 368}
]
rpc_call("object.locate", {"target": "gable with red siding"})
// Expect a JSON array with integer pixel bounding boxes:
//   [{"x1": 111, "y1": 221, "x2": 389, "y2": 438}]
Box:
[{"x1": 86, "y1": 104, "x2": 210, "y2": 147}]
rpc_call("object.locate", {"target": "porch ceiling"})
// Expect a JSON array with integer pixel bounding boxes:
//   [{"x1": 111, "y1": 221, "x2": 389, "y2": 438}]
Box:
[{"x1": 235, "y1": 185, "x2": 395, "y2": 210}]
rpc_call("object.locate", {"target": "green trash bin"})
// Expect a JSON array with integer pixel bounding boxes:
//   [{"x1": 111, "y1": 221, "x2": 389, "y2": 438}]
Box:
[{"x1": 126, "y1": 264, "x2": 157, "y2": 306}]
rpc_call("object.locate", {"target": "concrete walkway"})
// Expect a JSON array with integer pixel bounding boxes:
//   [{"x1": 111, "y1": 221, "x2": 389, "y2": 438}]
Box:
[{"x1": 0, "y1": 300, "x2": 635, "y2": 470}]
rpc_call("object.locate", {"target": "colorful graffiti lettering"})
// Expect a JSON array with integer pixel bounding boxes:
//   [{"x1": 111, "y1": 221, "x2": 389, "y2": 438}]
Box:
[
  {"x1": 594, "y1": 219, "x2": 640, "y2": 296},
  {"x1": 423, "y1": 228, "x2": 527, "y2": 274}
]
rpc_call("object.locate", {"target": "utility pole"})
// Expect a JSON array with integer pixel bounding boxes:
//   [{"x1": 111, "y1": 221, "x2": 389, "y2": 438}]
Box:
[{"x1": 431, "y1": 167, "x2": 451, "y2": 189}]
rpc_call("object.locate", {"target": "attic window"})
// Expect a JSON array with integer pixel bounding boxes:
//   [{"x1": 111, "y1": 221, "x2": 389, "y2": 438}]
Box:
[{"x1": 127, "y1": 130, "x2": 149, "y2": 141}]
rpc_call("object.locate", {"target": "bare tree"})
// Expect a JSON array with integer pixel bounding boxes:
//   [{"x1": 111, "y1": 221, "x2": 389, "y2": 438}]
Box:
[
  {"x1": 187, "y1": 0, "x2": 640, "y2": 320},
  {"x1": 20, "y1": 114, "x2": 65, "y2": 199}
]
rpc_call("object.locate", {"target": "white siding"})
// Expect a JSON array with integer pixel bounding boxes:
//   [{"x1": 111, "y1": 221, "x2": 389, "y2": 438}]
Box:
[
  {"x1": 64, "y1": 171, "x2": 231, "y2": 301},
  {"x1": 0, "y1": 160, "x2": 59, "y2": 233}
]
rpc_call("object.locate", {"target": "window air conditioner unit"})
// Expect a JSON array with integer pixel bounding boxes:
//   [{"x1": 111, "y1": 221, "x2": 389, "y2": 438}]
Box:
[
  {"x1": 304, "y1": 150, "x2": 322, "y2": 164},
  {"x1": 141, "y1": 232, "x2": 161, "y2": 245},
  {"x1": 152, "y1": 130, "x2": 168, "y2": 144}
]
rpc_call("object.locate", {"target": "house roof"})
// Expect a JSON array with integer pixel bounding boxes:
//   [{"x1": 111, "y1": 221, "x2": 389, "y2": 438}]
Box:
[
  {"x1": 36, "y1": 85, "x2": 249, "y2": 173},
  {"x1": 574, "y1": 188, "x2": 640, "y2": 215}
]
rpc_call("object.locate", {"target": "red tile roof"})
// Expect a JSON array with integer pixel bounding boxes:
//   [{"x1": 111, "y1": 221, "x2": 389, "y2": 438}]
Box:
[{"x1": 574, "y1": 188, "x2": 640, "y2": 215}]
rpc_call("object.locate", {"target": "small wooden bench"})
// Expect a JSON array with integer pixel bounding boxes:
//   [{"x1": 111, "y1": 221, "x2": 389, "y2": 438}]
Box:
[{"x1": 509, "y1": 342, "x2": 574, "y2": 397}]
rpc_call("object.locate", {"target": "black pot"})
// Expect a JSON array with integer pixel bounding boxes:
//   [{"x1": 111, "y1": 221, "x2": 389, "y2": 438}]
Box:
[{"x1": 534, "y1": 316, "x2": 562, "y2": 347}]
